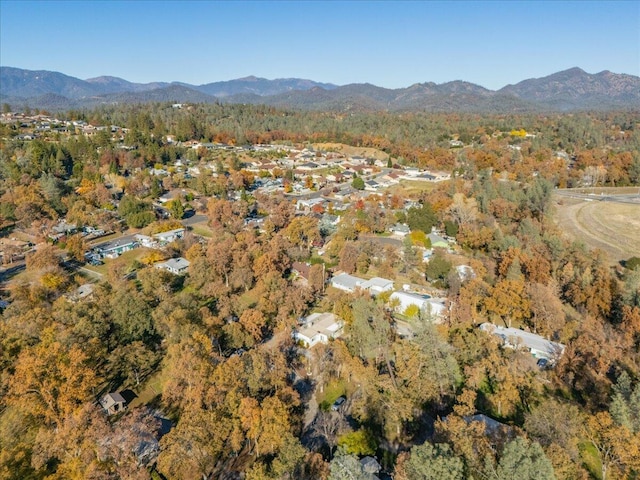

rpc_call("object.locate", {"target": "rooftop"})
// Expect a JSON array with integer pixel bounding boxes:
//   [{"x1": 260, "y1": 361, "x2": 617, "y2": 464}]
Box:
[
  {"x1": 94, "y1": 234, "x2": 138, "y2": 252},
  {"x1": 480, "y1": 323, "x2": 565, "y2": 359}
]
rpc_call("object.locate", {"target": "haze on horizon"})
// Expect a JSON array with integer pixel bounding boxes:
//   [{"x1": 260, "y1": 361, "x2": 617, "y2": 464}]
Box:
[{"x1": 1, "y1": 0, "x2": 638, "y2": 90}]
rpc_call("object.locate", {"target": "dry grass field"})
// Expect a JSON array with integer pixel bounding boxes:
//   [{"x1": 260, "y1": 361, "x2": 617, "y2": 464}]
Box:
[
  {"x1": 312, "y1": 142, "x2": 390, "y2": 161},
  {"x1": 553, "y1": 197, "x2": 640, "y2": 262}
]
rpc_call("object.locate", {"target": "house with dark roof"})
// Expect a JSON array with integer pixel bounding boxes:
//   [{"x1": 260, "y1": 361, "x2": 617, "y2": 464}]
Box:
[{"x1": 93, "y1": 235, "x2": 139, "y2": 259}]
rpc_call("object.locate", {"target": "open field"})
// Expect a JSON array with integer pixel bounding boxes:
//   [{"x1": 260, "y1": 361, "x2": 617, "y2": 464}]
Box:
[
  {"x1": 386, "y1": 179, "x2": 443, "y2": 197},
  {"x1": 553, "y1": 196, "x2": 640, "y2": 263},
  {"x1": 312, "y1": 142, "x2": 390, "y2": 161}
]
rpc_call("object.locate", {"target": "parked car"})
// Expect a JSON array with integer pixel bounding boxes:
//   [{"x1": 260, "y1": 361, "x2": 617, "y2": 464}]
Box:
[
  {"x1": 331, "y1": 396, "x2": 346, "y2": 411},
  {"x1": 537, "y1": 358, "x2": 549, "y2": 369}
]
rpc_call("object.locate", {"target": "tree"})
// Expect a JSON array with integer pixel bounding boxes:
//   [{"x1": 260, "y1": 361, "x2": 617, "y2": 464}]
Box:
[
  {"x1": 339, "y1": 242, "x2": 359, "y2": 274},
  {"x1": 398, "y1": 442, "x2": 464, "y2": 480},
  {"x1": 407, "y1": 203, "x2": 437, "y2": 233},
  {"x1": 329, "y1": 447, "x2": 375, "y2": 480},
  {"x1": 484, "y1": 278, "x2": 530, "y2": 327},
  {"x1": 425, "y1": 250, "x2": 452, "y2": 283},
  {"x1": 582, "y1": 411, "x2": 640, "y2": 480},
  {"x1": 157, "y1": 408, "x2": 231, "y2": 480},
  {"x1": 488, "y1": 437, "x2": 555, "y2": 480},
  {"x1": 610, "y1": 371, "x2": 640, "y2": 433},
  {"x1": 168, "y1": 198, "x2": 185, "y2": 219},
  {"x1": 626, "y1": 256, "x2": 640, "y2": 271},
  {"x1": 448, "y1": 193, "x2": 477, "y2": 226},
  {"x1": 65, "y1": 233, "x2": 87, "y2": 262},
  {"x1": 352, "y1": 176, "x2": 365, "y2": 190},
  {"x1": 444, "y1": 220, "x2": 459, "y2": 237},
  {"x1": 338, "y1": 429, "x2": 377, "y2": 456},
  {"x1": 8, "y1": 331, "x2": 99, "y2": 427}
]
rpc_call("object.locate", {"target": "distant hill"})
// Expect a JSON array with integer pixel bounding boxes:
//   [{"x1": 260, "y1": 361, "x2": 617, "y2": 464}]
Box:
[
  {"x1": 85, "y1": 76, "x2": 171, "y2": 94},
  {"x1": 0, "y1": 66, "x2": 102, "y2": 98},
  {"x1": 194, "y1": 76, "x2": 337, "y2": 97},
  {"x1": 1, "y1": 66, "x2": 638, "y2": 112},
  {"x1": 498, "y1": 67, "x2": 640, "y2": 110}
]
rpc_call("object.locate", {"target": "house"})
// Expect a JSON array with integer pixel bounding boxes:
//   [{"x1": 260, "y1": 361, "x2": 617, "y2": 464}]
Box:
[
  {"x1": 427, "y1": 233, "x2": 449, "y2": 249},
  {"x1": 389, "y1": 223, "x2": 411, "y2": 236},
  {"x1": 292, "y1": 261, "x2": 311, "y2": 280},
  {"x1": 330, "y1": 273, "x2": 393, "y2": 295},
  {"x1": 158, "y1": 189, "x2": 188, "y2": 204},
  {"x1": 296, "y1": 197, "x2": 325, "y2": 211},
  {"x1": 331, "y1": 273, "x2": 364, "y2": 292},
  {"x1": 100, "y1": 392, "x2": 127, "y2": 415},
  {"x1": 479, "y1": 323, "x2": 565, "y2": 361},
  {"x1": 93, "y1": 235, "x2": 138, "y2": 259},
  {"x1": 360, "y1": 277, "x2": 394, "y2": 295},
  {"x1": 293, "y1": 313, "x2": 343, "y2": 348},
  {"x1": 390, "y1": 291, "x2": 446, "y2": 318},
  {"x1": 360, "y1": 456, "x2": 381, "y2": 475},
  {"x1": 135, "y1": 234, "x2": 157, "y2": 249},
  {"x1": 456, "y1": 265, "x2": 476, "y2": 282},
  {"x1": 155, "y1": 257, "x2": 190, "y2": 275},
  {"x1": 66, "y1": 283, "x2": 95, "y2": 302},
  {"x1": 153, "y1": 228, "x2": 185, "y2": 245},
  {"x1": 364, "y1": 180, "x2": 381, "y2": 191}
]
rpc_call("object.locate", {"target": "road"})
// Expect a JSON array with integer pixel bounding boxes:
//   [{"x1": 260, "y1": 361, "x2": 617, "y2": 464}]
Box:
[
  {"x1": 555, "y1": 189, "x2": 640, "y2": 205},
  {"x1": 0, "y1": 261, "x2": 26, "y2": 283}
]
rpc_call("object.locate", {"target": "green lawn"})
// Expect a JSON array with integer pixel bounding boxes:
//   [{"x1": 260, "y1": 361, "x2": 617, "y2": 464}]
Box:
[
  {"x1": 579, "y1": 441, "x2": 602, "y2": 480},
  {"x1": 128, "y1": 368, "x2": 169, "y2": 410},
  {"x1": 318, "y1": 379, "x2": 347, "y2": 411},
  {"x1": 82, "y1": 247, "x2": 153, "y2": 276},
  {"x1": 191, "y1": 224, "x2": 214, "y2": 238}
]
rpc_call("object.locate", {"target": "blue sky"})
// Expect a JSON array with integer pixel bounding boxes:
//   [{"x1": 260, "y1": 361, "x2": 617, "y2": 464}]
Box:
[{"x1": 1, "y1": 1, "x2": 638, "y2": 90}]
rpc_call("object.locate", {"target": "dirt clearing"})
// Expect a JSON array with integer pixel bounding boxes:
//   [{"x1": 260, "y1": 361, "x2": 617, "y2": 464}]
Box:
[{"x1": 553, "y1": 197, "x2": 640, "y2": 263}]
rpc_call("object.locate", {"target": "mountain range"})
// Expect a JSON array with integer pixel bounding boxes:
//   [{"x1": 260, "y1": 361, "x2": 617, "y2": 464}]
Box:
[{"x1": 1, "y1": 66, "x2": 638, "y2": 113}]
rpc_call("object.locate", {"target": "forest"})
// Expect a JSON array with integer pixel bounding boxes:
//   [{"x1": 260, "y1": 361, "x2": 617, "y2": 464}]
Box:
[{"x1": 0, "y1": 103, "x2": 639, "y2": 480}]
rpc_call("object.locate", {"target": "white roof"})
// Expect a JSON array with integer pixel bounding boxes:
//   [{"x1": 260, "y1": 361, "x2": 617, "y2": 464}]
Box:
[
  {"x1": 331, "y1": 273, "x2": 364, "y2": 290},
  {"x1": 295, "y1": 313, "x2": 343, "y2": 345},
  {"x1": 163, "y1": 257, "x2": 190, "y2": 270},
  {"x1": 154, "y1": 228, "x2": 185, "y2": 239},
  {"x1": 362, "y1": 277, "x2": 394, "y2": 288},
  {"x1": 391, "y1": 290, "x2": 431, "y2": 303},
  {"x1": 480, "y1": 323, "x2": 565, "y2": 359}
]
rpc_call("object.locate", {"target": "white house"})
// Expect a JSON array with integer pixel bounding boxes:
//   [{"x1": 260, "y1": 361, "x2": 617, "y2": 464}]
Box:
[
  {"x1": 331, "y1": 273, "x2": 365, "y2": 292},
  {"x1": 155, "y1": 257, "x2": 190, "y2": 275},
  {"x1": 390, "y1": 291, "x2": 446, "y2": 318},
  {"x1": 153, "y1": 228, "x2": 185, "y2": 245},
  {"x1": 456, "y1": 265, "x2": 476, "y2": 282},
  {"x1": 360, "y1": 277, "x2": 394, "y2": 295},
  {"x1": 135, "y1": 234, "x2": 157, "y2": 249},
  {"x1": 479, "y1": 323, "x2": 565, "y2": 361},
  {"x1": 296, "y1": 197, "x2": 325, "y2": 211},
  {"x1": 293, "y1": 313, "x2": 343, "y2": 348},
  {"x1": 331, "y1": 273, "x2": 393, "y2": 295},
  {"x1": 389, "y1": 224, "x2": 411, "y2": 236}
]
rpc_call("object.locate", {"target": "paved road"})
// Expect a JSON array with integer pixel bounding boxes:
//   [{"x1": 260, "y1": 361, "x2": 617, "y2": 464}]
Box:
[
  {"x1": 555, "y1": 189, "x2": 640, "y2": 205},
  {"x1": 0, "y1": 261, "x2": 26, "y2": 282}
]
